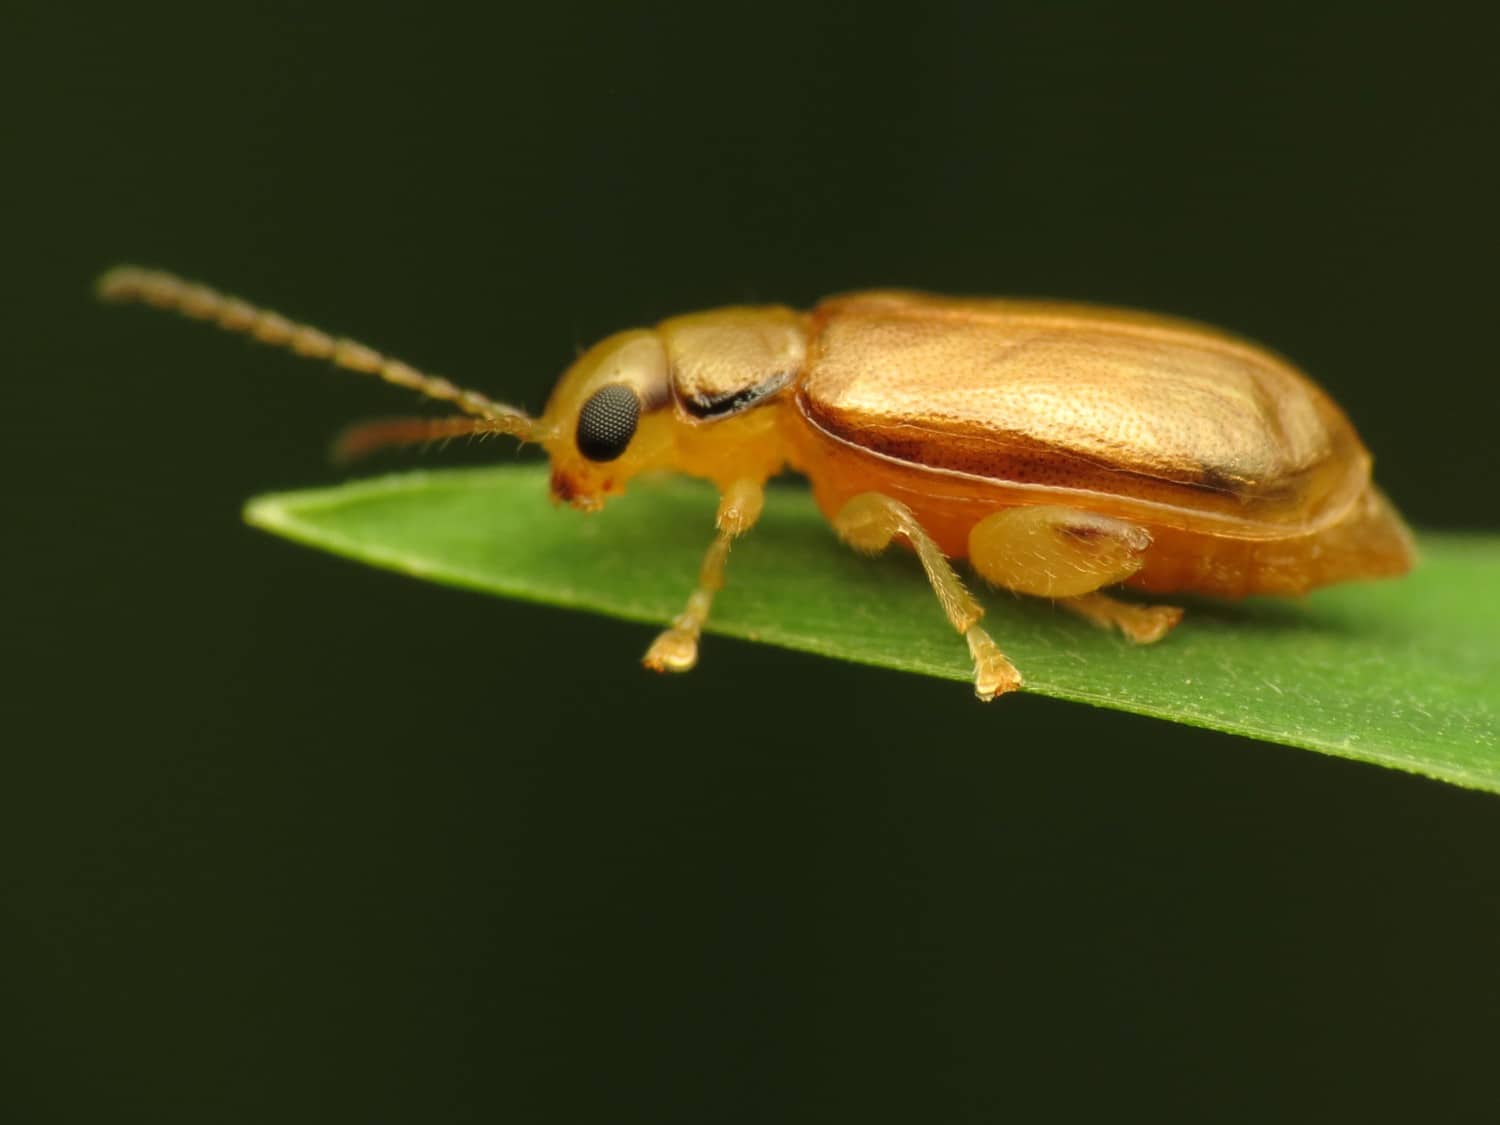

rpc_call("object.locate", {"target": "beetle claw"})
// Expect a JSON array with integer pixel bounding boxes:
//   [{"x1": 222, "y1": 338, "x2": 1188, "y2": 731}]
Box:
[{"x1": 643, "y1": 626, "x2": 700, "y2": 673}]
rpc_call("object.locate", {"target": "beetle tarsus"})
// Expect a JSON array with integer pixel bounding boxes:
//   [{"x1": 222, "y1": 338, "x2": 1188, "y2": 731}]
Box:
[
  {"x1": 1060, "y1": 593, "x2": 1184, "y2": 645},
  {"x1": 967, "y1": 626, "x2": 1022, "y2": 700}
]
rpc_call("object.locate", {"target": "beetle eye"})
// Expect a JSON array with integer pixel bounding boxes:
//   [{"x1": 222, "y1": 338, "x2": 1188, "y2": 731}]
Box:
[{"x1": 576, "y1": 383, "x2": 641, "y2": 462}]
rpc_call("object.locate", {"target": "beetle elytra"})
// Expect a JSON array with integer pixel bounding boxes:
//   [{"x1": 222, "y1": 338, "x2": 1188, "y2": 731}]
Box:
[{"x1": 98, "y1": 268, "x2": 1415, "y2": 699}]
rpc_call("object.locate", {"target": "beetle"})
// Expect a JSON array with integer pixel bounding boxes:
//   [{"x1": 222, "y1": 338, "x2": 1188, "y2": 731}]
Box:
[{"x1": 97, "y1": 267, "x2": 1415, "y2": 699}]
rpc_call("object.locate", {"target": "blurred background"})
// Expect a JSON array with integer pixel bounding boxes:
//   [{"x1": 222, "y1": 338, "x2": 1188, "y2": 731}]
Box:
[{"x1": 5, "y1": 3, "x2": 1498, "y2": 1121}]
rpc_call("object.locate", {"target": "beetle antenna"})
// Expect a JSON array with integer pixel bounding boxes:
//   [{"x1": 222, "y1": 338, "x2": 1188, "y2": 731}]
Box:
[
  {"x1": 330, "y1": 415, "x2": 521, "y2": 464},
  {"x1": 96, "y1": 265, "x2": 537, "y2": 440}
]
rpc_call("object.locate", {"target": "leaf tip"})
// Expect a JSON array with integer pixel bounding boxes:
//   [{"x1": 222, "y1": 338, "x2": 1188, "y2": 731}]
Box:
[{"x1": 242, "y1": 492, "x2": 293, "y2": 534}]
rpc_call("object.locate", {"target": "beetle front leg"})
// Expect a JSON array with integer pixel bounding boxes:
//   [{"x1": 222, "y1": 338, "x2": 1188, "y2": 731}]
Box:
[
  {"x1": 834, "y1": 492, "x2": 1021, "y2": 700},
  {"x1": 643, "y1": 478, "x2": 765, "y2": 674},
  {"x1": 967, "y1": 506, "x2": 1183, "y2": 643}
]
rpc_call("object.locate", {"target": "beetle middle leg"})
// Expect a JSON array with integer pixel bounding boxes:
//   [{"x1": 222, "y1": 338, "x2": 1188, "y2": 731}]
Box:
[
  {"x1": 967, "y1": 506, "x2": 1183, "y2": 643},
  {"x1": 833, "y1": 492, "x2": 1021, "y2": 700},
  {"x1": 643, "y1": 478, "x2": 765, "y2": 674}
]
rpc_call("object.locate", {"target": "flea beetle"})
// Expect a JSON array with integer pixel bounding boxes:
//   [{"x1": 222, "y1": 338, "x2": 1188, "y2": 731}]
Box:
[{"x1": 97, "y1": 268, "x2": 1415, "y2": 699}]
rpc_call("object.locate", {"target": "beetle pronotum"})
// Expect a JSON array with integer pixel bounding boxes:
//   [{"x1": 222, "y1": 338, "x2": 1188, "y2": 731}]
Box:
[{"x1": 98, "y1": 267, "x2": 1414, "y2": 698}]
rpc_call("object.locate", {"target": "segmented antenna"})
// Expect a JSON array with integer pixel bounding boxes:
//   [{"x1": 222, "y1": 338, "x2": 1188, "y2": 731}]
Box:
[
  {"x1": 95, "y1": 266, "x2": 537, "y2": 438},
  {"x1": 330, "y1": 415, "x2": 517, "y2": 464}
]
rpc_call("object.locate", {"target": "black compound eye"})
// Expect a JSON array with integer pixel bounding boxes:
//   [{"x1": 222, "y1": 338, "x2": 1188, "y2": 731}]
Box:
[{"x1": 576, "y1": 383, "x2": 641, "y2": 462}]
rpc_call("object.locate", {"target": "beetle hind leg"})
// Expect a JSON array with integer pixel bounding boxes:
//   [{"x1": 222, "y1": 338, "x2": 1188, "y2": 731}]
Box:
[
  {"x1": 1062, "y1": 592, "x2": 1184, "y2": 644},
  {"x1": 967, "y1": 505, "x2": 1183, "y2": 645},
  {"x1": 834, "y1": 492, "x2": 1021, "y2": 700}
]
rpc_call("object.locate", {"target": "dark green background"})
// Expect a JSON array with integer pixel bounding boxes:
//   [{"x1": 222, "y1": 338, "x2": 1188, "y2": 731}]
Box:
[{"x1": 6, "y1": 4, "x2": 1498, "y2": 1121}]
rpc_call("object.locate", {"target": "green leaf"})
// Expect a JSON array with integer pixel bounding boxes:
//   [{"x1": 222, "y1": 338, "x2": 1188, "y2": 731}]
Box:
[{"x1": 245, "y1": 465, "x2": 1500, "y2": 793}]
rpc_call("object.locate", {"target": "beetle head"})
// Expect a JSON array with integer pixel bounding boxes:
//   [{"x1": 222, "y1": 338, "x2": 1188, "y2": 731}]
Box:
[
  {"x1": 538, "y1": 307, "x2": 807, "y2": 509},
  {"x1": 537, "y1": 329, "x2": 678, "y2": 510}
]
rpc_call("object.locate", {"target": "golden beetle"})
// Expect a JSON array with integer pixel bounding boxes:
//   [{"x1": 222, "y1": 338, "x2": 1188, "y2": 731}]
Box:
[{"x1": 98, "y1": 268, "x2": 1414, "y2": 698}]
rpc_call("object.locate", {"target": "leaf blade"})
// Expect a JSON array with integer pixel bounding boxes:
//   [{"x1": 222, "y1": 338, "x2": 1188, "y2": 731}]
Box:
[{"x1": 245, "y1": 465, "x2": 1500, "y2": 792}]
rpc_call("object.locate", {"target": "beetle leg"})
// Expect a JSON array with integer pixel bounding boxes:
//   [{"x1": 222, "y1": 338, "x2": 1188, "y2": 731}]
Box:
[
  {"x1": 1059, "y1": 592, "x2": 1183, "y2": 644},
  {"x1": 834, "y1": 492, "x2": 1021, "y2": 700},
  {"x1": 642, "y1": 478, "x2": 765, "y2": 674},
  {"x1": 967, "y1": 506, "x2": 1183, "y2": 644}
]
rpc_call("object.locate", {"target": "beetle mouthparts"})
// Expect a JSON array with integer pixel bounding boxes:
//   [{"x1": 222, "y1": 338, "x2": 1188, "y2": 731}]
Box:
[{"x1": 548, "y1": 468, "x2": 606, "y2": 511}]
